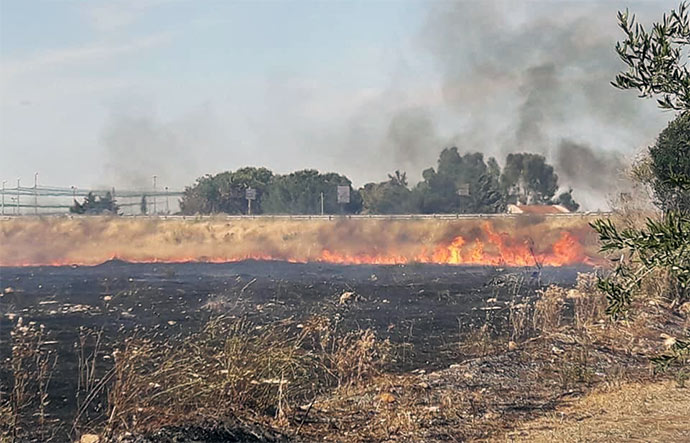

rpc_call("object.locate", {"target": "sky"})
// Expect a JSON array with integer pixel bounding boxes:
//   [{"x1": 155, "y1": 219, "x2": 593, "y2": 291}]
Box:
[{"x1": 0, "y1": 0, "x2": 681, "y2": 209}]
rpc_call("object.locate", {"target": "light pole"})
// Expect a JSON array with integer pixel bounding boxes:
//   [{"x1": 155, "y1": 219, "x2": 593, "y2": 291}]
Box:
[
  {"x1": 16, "y1": 178, "x2": 20, "y2": 215},
  {"x1": 1, "y1": 180, "x2": 6, "y2": 216},
  {"x1": 34, "y1": 172, "x2": 38, "y2": 215},
  {"x1": 152, "y1": 175, "x2": 157, "y2": 215}
]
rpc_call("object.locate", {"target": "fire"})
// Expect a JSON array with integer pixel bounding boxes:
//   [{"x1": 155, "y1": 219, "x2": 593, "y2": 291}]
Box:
[
  {"x1": 0, "y1": 217, "x2": 598, "y2": 268},
  {"x1": 410, "y1": 222, "x2": 586, "y2": 267}
]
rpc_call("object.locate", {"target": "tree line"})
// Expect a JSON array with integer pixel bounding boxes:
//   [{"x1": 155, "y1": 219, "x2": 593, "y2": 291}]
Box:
[{"x1": 178, "y1": 149, "x2": 580, "y2": 216}]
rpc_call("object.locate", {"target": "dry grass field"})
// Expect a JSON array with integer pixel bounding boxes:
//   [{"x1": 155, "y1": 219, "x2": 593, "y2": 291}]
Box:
[
  {"x1": 0, "y1": 215, "x2": 600, "y2": 267},
  {"x1": 506, "y1": 381, "x2": 690, "y2": 442}
]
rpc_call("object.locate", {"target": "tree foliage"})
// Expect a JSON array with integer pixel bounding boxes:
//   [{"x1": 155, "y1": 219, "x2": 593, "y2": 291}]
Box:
[
  {"x1": 649, "y1": 112, "x2": 690, "y2": 212},
  {"x1": 180, "y1": 149, "x2": 575, "y2": 216},
  {"x1": 414, "y1": 148, "x2": 507, "y2": 214},
  {"x1": 180, "y1": 167, "x2": 273, "y2": 215},
  {"x1": 554, "y1": 188, "x2": 580, "y2": 212},
  {"x1": 360, "y1": 171, "x2": 416, "y2": 214},
  {"x1": 592, "y1": 1, "x2": 690, "y2": 372},
  {"x1": 140, "y1": 195, "x2": 148, "y2": 215},
  {"x1": 70, "y1": 192, "x2": 120, "y2": 215},
  {"x1": 501, "y1": 153, "x2": 559, "y2": 205},
  {"x1": 614, "y1": 2, "x2": 690, "y2": 111},
  {"x1": 261, "y1": 170, "x2": 362, "y2": 215}
]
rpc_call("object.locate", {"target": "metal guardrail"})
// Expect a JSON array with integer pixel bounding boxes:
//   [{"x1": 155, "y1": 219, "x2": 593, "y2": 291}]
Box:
[{"x1": 0, "y1": 212, "x2": 611, "y2": 221}]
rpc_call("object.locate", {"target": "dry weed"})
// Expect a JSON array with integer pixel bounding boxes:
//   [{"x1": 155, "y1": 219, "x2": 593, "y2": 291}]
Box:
[
  {"x1": 533, "y1": 285, "x2": 566, "y2": 333},
  {"x1": 509, "y1": 297, "x2": 532, "y2": 342},
  {"x1": 572, "y1": 272, "x2": 608, "y2": 329},
  {"x1": 0, "y1": 318, "x2": 58, "y2": 442},
  {"x1": 91, "y1": 315, "x2": 389, "y2": 437}
]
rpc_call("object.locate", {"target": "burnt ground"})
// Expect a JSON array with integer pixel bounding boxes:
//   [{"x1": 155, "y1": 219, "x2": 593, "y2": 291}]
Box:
[{"x1": 0, "y1": 260, "x2": 593, "y2": 439}]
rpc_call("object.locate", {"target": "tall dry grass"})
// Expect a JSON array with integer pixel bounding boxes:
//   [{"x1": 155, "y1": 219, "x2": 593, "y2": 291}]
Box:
[
  {"x1": 0, "y1": 216, "x2": 600, "y2": 266},
  {"x1": 98, "y1": 316, "x2": 387, "y2": 438},
  {"x1": 0, "y1": 319, "x2": 58, "y2": 442},
  {"x1": 533, "y1": 286, "x2": 567, "y2": 333}
]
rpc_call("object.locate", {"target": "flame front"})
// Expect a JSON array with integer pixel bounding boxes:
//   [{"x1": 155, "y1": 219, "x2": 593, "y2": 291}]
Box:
[
  {"x1": 0, "y1": 217, "x2": 599, "y2": 267},
  {"x1": 316, "y1": 223, "x2": 587, "y2": 267}
]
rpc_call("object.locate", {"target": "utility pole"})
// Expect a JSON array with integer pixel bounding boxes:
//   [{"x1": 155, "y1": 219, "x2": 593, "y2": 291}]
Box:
[
  {"x1": 16, "y1": 178, "x2": 20, "y2": 215},
  {"x1": 34, "y1": 172, "x2": 38, "y2": 215},
  {"x1": 320, "y1": 192, "x2": 324, "y2": 215},
  {"x1": 1, "y1": 180, "x2": 6, "y2": 216},
  {"x1": 165, "y1": 186, "x2": 169, "y2": 214},
  {"x1": 152, "y1": 175, "x2": 157, "y2": 215}
]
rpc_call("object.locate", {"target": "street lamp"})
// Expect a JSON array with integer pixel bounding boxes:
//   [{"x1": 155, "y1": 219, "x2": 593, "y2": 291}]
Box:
[
  {"x1": 1, "y1": 180, "x2": 6, "y2": 216},
  {"x1": 16, "y1": 178, "x2": 20, "y2": 215},
  {"x1": 152, "y1": 175, "x2": 157, "y2": 215},
  {"x1": 34, "y1": 172, "x2": 38, "y2": 215}
]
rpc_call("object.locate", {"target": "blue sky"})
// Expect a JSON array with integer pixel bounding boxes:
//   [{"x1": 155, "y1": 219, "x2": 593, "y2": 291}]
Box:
[
  {"x1": 0, "y1": 0, "x2": 680, "y2": 209},
  {"x1": 1, "y1": 1, "x2": 434, "y2": 188}
]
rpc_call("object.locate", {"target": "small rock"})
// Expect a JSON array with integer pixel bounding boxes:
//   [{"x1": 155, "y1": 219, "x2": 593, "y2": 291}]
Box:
[
  {"x1": 339, "y1": 291, "x2": 355, "y2": 304},
  {"x1": 80, "y1": 434, "x2": 100, "y2": 443},
  {"x1": 377, "y1": 392, "x2": 396, "y2": 404},
  {"x1": 508, "y1": 341, "x2": 518, "y2": 351},
  {"x1": 679, "y1": 302, "x2": 690, "y2": 317},
  {"x1": 483, "y1": 411, "x2": 498, "y2": 420},
  {"x1": 660, "y1": 333, "x2": 677, "y2": 349}
]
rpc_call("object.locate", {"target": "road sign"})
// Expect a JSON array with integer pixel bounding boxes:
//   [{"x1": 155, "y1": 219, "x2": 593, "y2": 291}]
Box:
[
  {"x1": 337, "y1": 186, "x2": 350, "y2": 204},
  {"x1": 245, "y1": 188, "x2": 257, "y2": 200},
  {"x1": 456, "y1": 183, "x2": 470, "y2": 196}
]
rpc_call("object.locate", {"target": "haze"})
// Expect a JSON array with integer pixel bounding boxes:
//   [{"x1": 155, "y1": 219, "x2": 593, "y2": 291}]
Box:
[{"x1": 0, "y1": 0, "x2": 677, "y2": 209}]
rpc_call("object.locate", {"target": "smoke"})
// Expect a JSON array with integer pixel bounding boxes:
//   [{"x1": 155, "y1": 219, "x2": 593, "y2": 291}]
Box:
[
  {"x1": 95, "y1": 1, "x2": 670, "y2": 210},
  {"x1": 383, "y1": 108, "x2": 442, "y2": 168},
  {"x1": 101, "y1": 103, "x2": 218, "y2": 190},
  {"x1": 413, "y1": 0, "x2": 668, "y2": 208},
  {"x1": 556, "y1": 140, "x2": 627, "y2": 190},
  {"x1": 555, "y1": 139, "x2": 630, "y2": 208}
]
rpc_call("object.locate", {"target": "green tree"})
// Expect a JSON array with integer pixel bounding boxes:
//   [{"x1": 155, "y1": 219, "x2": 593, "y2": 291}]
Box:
[
  {"x1": 360, "y1": 171, "x2": 417, "y2": 214},
  {"x1": 613, "y1": 2, "x2": 690, "y2": 111},
  {"x1": 70, "y1": 192, "x2": 120, "y2": 215},
  {"x1": 649, "y1": 113, "x2": 690, "y2": 212},
  {"x1": 180, "y1": 167, "x2": 273, "y2": 215},
  {"x1": 591, "y1": 1, "x2": 690, "y2": 371},
  {"x1": 262, "y1": 170, "x2": 362, "y2": 215},
  {"x1": 500, "y1": 153, "x2": 559, "y2": 205},
  {"x1": 554, "y1": 188, "x2": 580, "y2": 212},
  {"x1": 140, "y1": 195, "x2": 148, "y2": 215},
  {"x1": 414, "y1": 148, "x2": 505, "y2": 214}
]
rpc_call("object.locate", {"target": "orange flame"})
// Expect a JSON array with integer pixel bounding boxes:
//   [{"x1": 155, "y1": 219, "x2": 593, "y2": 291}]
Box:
[
  {"x1": 309, "y1": 223, "x2": 587, "y2": 267},
  {"x1": 0, "y1": 218, "x2": 595, "y2": 267}
]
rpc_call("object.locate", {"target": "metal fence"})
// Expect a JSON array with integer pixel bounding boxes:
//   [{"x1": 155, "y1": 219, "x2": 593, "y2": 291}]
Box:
[
  {"x1": 0, "y1": 185, "x2": 183, "y2": 215},
  {"x1": 0, "y1": 212, "x2": 611, "y2": 222}
]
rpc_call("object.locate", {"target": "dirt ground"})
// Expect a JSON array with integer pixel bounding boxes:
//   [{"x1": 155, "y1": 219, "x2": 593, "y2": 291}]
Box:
[
  {"x1": 505, "y1": 380, "x2": 690, "y2": 442},
  {"x1": 1, "y1": 260, "x2": 683, "y2": 442}
]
